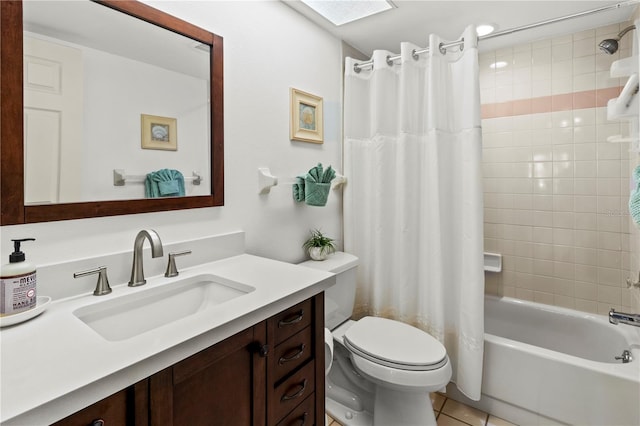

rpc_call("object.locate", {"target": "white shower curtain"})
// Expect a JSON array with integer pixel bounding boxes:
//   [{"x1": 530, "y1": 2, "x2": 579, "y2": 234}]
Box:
[{"x1": 343, "y1": 26, "x2": 485, "y2": 400}]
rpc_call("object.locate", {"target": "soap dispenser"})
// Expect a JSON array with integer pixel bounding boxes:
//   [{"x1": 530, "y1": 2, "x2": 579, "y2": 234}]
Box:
[{"x1": 1, "y1": 238, "x2": 37, "y2": 316}]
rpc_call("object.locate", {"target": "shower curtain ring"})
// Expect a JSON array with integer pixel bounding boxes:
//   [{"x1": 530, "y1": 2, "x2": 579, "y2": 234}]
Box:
[
  {"x1": 411, "y1": 49, "x2": 419, "y2": 61},
  {"x1": 439, "y1": 42, "x2": 446, "y2": 55},
  {"x1": 386, "y1": 55, "x2": 394, "y2": 66}
]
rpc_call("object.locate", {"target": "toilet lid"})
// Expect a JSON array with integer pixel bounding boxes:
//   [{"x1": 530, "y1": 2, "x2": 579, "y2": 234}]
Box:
[{"x1": 343, "y1": 316, "x2": 447, "y2": 371}]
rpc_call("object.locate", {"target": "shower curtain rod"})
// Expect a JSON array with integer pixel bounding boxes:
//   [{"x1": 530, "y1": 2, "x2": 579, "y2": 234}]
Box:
[{"x1": 353, "y1": 0, "x2": 639, "y2": 73}]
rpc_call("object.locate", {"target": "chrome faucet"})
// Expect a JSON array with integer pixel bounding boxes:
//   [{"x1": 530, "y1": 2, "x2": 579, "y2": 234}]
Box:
[
  {"x1": 609, "y1": 308, "x2": 640, "y2": 327},
  {"x1": 128, "y1": 229, "x2": 164, "y2": 287}
]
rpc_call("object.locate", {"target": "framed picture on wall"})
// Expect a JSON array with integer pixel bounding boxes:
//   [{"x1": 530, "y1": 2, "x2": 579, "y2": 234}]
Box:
[
  {"x1": 141, "y1": 114, "x2": 177, "y2": 150},
  {"x1": 290, "y1": 88, "x2": 323, "y2": 144}
]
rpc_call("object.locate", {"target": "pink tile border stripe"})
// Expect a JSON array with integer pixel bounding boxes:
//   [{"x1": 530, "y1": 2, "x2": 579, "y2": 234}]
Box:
[{"x1": 481, "y1": 86, "x2": 623, "y2": 119}]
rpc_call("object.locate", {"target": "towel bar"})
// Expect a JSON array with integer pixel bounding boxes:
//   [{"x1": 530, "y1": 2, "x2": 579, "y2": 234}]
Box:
[
  {"x1": 113, "y1": 169, "x2": 202, "y2": 186},
  {"x1": 258, "y1": 167, "x2": 347, "y2": 194}
]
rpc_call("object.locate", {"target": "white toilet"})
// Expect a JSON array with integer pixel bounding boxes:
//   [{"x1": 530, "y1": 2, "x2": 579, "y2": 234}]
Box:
[{"x1": 300, "y1": 252, "x2": 452, "y2": 426}]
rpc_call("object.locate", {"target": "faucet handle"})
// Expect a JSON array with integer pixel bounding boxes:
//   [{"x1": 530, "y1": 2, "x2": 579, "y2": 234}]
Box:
[
  {"x1": 626, "y1": 271, "x2": 640, "y2": 289},
  {"x1": 165, "y1": 250, "x2": 192, "y2": 278},
  {"x1": 74, "y1": 266, "x2": 112, "y2": 296}
]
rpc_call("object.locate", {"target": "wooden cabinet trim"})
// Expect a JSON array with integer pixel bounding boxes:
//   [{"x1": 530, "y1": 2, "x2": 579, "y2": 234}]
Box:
[
  {"x1": 313, "y1": 293, "x2": 326, "y2": 426},
  {"x1": 132, "y1": 379, "x2": 150, "y2": 425},
  {"x1": 253, "y1": 320, "x2": 268, "y2": 426},
  {"x1": 149, "y1": 368, "x2": 173, "y2": 426}
]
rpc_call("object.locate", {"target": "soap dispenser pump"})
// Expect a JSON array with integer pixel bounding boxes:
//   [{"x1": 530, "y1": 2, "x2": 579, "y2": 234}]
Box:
[{"x1": 1, "y1": 238, "x2": 37, "y2": 316}]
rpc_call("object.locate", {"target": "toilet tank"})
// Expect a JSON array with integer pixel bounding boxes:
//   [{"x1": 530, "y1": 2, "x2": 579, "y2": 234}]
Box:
[{"x1": 299, "y1": 252, "x2": 359, "y2": 330}]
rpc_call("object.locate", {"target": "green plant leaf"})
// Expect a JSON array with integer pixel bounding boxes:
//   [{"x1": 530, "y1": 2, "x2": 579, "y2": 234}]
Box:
[{"x1": 302, "y1": 228, "x2": 336, "y2": 255}]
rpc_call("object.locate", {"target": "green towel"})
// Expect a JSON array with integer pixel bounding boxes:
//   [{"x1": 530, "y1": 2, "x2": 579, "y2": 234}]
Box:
[
  {"x1": 304, "y1": 180, "x2": 331, "y2": 206},
  {"x1": 302, "y1": 163, "x2": 335, "y2": 206},
  {"x1": 304, "y1": 163, "x2": 335, "y2": 184},
  {"x1": 629, "y1": 165, "x2": 640, "y2": 226},
  {"x1": 321, "y1": 165, "x2": 336, "y2": 184},
  {"x1": 145, "y1": 169, "x2": 185, "y2": 198},
  {"x1": 292, "y1": 176, "x2": 306, "y2": 202}
]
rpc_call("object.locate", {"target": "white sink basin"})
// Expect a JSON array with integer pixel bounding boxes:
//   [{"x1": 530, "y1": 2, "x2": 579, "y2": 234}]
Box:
[{"x1": 73, "y1": 274, "x2": 254, "y2": 341}]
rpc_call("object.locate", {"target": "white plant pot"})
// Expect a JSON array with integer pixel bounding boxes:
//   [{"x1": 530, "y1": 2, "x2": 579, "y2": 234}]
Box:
[{"x1": 309, "y1": 247, "x2": 329, "y2": 261}]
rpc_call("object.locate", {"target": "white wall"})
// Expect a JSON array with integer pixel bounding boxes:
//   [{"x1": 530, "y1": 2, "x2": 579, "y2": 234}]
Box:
[{"x1": 1, "y1": 1, "x2": 344, "y2": 272}]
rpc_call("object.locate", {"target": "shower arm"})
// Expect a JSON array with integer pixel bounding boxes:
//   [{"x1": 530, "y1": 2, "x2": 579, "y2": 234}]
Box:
[{"x1": 617, "y1": 25, "x2": 636, "y2": 40}]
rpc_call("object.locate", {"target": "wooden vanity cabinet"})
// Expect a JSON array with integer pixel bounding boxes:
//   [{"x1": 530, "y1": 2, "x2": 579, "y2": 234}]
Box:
[
  {"x1": 149, "y1": 322, "x2": 267, "y2": 426},
  {"x1": 266, "y1": 297, "x2": 325, "y2": 426},
  {"x1": 50, "y1": 294, "x2": 324, "y2": 426},
  {"x1": 51, "y1": 380, "x2": 149, "y2": 426}
]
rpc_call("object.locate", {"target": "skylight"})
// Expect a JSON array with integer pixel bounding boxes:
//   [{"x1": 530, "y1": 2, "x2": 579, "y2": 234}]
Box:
[
  {"x1": 476, "y1": 24, "x2": 496, "y2": 37},
  {"x1": 300, "y1": 0, "x2": 395, "y2": 26}
]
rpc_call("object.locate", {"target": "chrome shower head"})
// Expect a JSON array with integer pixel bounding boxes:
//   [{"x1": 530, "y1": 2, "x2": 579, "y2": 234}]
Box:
[
  {"x1": 599, "y1": 38, "x2": 619, "y2": 55},
  {"x1": 599, "y1": 25, "x2": 636, "y2": 55}
]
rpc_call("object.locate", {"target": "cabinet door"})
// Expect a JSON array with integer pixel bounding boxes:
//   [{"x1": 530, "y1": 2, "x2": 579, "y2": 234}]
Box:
[
  {"x1": 51, "y1": 379, "x2": 147, "y2": 426},
  {"x1": 149, "y1": 323, "x2": 267, "y2": 426},
  {"x1": 51, "y1": 389, "x2": 127, "y2": 426}
]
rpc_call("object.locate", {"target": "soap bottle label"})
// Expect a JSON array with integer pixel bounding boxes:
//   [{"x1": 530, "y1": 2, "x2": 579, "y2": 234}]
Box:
[{"x1": 0, "y1": 271, "x2": 37, "y2": 316}]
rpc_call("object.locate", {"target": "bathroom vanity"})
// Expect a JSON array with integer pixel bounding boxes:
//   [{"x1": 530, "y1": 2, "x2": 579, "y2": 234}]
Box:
[
  {"x1": 52, "y1": 295, "x2": 324, "y2": 426},
  {"x1": 0, "y1": 237, "x2": 334, "y2": 425}
]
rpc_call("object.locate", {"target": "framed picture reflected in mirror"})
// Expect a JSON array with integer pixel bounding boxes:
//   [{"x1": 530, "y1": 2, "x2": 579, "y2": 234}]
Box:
[{"x1": 141, "y1": 114, "x2": 177, "y2": 150}]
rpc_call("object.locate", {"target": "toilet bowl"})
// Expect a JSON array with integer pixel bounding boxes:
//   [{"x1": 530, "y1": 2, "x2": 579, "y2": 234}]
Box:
[
  {"x1": 300, "y1": 252, "x2": 451, "y2": 426},
  {"x1": 324, "y1": 327, "x2": 334, "y2": 375},
  {"x1": 329, "y1": 318, "x2": 451, "y2": 426}
]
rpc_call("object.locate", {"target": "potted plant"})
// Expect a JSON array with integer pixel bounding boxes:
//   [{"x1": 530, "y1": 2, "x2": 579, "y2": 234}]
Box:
[{"x1": 302, "y1": 229, "x2": 336, "y2": 261}]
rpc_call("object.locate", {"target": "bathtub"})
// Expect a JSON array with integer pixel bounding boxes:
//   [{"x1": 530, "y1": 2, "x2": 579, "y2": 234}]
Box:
[{"x1": 446, "y1": 296, "x2": 640, "y2": 426}]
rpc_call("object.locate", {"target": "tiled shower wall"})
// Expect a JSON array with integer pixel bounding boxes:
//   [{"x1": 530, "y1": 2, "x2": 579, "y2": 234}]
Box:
[{"x1": 480, "y1": 22, "x2": 640, "y2": 314}]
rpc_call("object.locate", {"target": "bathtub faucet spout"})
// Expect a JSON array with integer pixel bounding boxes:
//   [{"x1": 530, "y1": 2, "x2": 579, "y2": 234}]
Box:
[{"x1": 609, "y1": 308, "x2": 640, "y2": 327}]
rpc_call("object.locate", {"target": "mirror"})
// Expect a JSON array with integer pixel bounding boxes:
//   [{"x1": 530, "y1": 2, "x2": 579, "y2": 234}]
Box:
[
  {"x1": 0, "y1": 0, "x2": 224, "y2": 225},
  {"x1": 23, "y1": 1, "x2": 211, "y2": 205}
]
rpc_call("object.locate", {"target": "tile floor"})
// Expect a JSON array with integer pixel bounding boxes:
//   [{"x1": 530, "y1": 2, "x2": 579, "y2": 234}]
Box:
[{"x1": 327, "y1": 392, "x2": 518, "y2": 426}]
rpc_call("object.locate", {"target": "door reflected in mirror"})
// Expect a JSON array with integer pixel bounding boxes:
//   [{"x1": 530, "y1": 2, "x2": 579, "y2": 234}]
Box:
[{"x1": 23, "y1": 0, "x2": 211, "y2": 205}]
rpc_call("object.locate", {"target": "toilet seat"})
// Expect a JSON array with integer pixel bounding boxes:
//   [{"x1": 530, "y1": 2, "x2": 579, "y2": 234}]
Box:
[{"x1": 343, "y1": 316, "x2": 447, "y2": 371}]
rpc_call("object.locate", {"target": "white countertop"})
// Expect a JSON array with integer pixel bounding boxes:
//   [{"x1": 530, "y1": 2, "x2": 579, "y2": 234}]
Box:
[{"x1": 0, "y1": 254, "x2": 335, "y2": 425}]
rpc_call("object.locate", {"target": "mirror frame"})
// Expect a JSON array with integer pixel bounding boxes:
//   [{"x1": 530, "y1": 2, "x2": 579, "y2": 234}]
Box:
[{"x1": 0, "y1": 0, "x2": 224, "y2": 225}]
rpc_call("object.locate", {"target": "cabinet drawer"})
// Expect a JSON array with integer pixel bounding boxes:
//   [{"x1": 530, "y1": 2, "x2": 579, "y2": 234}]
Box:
[
  {"x1": 276, "y1": 393, "x2": 315, "y2": 426},
  {"x1": 272, "y1": 326, "x2": 313, "y2": 382},
  {"x1": 271, "y1": 360, "x2": 315, "y2": 424},
  {"x1": 270, "y1": 299, "x2": 312, "y2": 345}
]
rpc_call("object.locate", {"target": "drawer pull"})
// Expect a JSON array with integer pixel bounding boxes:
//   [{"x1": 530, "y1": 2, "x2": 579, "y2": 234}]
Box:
[
  {"x1": 278, "y1": 344, "x2": 306, "y2": 364},
  {"x1": 91, "y1": 420, "x2": 105, "y2": 426},
  {"x1": 278, "y1": 310, "x2": 304, "y2": 327},
  {"x1": 281, "y1": 379, "x2": 308, "y2": 401}
]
